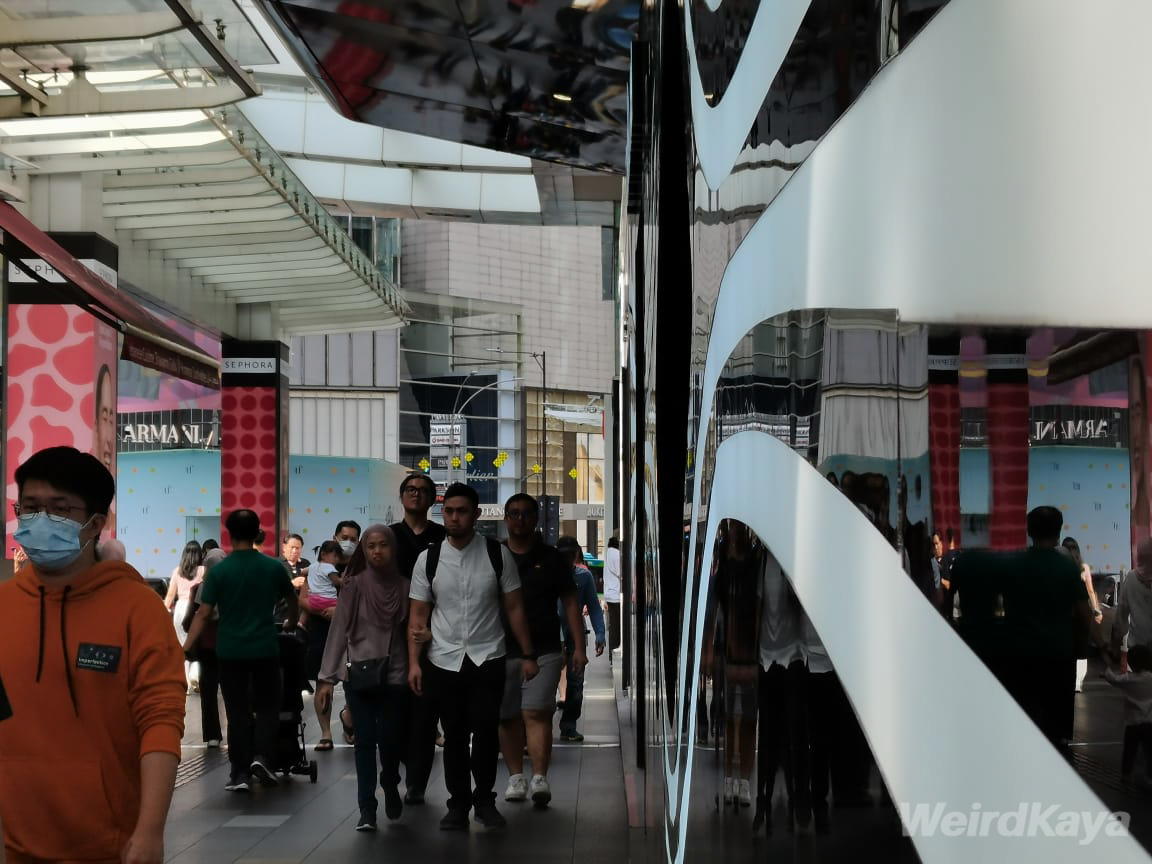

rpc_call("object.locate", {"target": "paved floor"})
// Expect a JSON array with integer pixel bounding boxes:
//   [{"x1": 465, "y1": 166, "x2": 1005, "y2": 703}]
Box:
[
  {"x1": 168, "y1": 653, "x2": 1152, "y2": 862},
  {"x1": 168, "y1": 653, "x2": 630, "y2": 863}
]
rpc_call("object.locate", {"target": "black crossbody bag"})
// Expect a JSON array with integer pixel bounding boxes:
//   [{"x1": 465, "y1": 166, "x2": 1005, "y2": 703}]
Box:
[{"x1": 344, "y1": 583, "x2": 389, "y2": 691}]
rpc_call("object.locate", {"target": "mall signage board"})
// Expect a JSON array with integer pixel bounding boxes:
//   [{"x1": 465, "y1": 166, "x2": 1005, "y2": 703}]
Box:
[{"x1": 118, "y1": 410, "x2": 220, "y2": 451}]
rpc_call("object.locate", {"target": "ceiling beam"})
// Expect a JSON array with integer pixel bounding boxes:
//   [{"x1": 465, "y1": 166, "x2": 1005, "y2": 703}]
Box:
[
  {"x1": 132, "y1": 226, "x2": 319, "y2": 248},
  {"x1": 103, "y1": 179, "x2": 270, "y2": 203},
  {"x1": 162, "y1": 0, "x2": 260, "y2": 99},
  {"x1": 0, "y1": 12, "x2": 184, "y2": 47},
  {"x1": 0, "y1": 80, "x2": 251, "y2": 120},
  {"x1": 103, "y1": 167, "x2": 258, "y2": 189},
  {"x1": 200, "y1": 263, "x2": 356, "y2": 283},
  {"x1": 215, "y1": 283, "x2": 372, "y2": 301},
  {"x1": 188, "y1": 256, "x2": 343, "y2": 277},
  {"x1": 109, "y1": 205, "x2": 295, "y2": 229},
  {"x1": 127, "y1": 220, "x2": 308, "y2": 242},
  {"x1": 24, "y1": 147, "x2": 246, "y2": 174},
  {"x1": 0, "y1": 69, "x2": 47, "y2": 113},
  {"x1": 103, "y1": 192, "x2": 283, "y2": 217},
  {"x1": 211, "y1": 278, "x2": 364, "y2": 297},
  {"x1": 175, "y1": 243, "x2": 330, "y2": 266},
  {"x1": 182, "y1": 250, "x2": 337, "y2": 271}
]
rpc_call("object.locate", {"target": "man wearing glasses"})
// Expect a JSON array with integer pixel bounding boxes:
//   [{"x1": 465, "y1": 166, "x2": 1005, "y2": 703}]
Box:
[
  {"x1": 390, "y1": 472, "x2": 445, "y2": 804},
  {"x1": 498, "y1": 494, "x2": 586, "y2": 808},
  {"x1": 0, "y1": 446, "x2": 185, "y2": 864}
]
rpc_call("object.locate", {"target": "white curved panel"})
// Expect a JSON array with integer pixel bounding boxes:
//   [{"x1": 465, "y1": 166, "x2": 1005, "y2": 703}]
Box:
[
  {"x1": 684, "y1": 0, "x2": 810, "y2": 187},
  {"x1": 674, "y1": 432, "x2": 1145, "y2": 863},
  {"x1": 665, "y1": 0, "x2": 1152, "y2": 858}
]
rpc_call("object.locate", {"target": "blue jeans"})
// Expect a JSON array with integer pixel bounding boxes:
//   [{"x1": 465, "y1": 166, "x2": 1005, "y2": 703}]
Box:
[
  {"x1": 345, "y1": 684, "x2": 409, "y2": 814},
  {"x1": 559, "y1": 646, "x2": 585, "y2": 735}
]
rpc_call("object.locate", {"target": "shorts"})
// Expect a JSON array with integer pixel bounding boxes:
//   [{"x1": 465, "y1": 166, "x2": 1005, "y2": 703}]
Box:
[
  {"x1": 500, "y1": 652, "x2": 564, "y2": 720},
  {"x1": 725, "y1": 663, "x2": 758, "y2": 717}
]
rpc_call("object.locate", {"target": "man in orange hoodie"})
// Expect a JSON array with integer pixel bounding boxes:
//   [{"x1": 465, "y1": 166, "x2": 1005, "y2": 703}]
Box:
[{"x1": 0, "y1": 446, "x2": 186, "y2": 864}]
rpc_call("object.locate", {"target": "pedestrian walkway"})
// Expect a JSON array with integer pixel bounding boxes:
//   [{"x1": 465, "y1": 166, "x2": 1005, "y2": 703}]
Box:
[{"x1": 168, "y1": 654, "x2": 629, "y2": 863}]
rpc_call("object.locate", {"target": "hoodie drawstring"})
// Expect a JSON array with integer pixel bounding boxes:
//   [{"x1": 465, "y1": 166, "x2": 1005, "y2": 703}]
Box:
[
  {"x1": 60, "y1": 585, "x2": 78, "y2": 716},
  {"x1": 35, "y1": 586, "x2": 46, "y2": 683}
]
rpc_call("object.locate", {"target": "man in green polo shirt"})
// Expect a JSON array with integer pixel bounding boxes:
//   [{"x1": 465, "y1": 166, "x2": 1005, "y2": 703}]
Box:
[{"x1": 185, "y1": 509, "x2": 297, "y2": 792}]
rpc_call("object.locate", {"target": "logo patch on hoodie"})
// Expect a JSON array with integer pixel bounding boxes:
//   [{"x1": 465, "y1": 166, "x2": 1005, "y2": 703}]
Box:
[{"x1": 76, "y1": 643, "x2": 122, "y2": 673}]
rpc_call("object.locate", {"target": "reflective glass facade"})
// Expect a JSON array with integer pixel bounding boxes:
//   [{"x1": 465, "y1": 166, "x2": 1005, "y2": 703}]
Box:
[{"x1": 624, "y1": 0, "x2": 1152, "y2": 860}]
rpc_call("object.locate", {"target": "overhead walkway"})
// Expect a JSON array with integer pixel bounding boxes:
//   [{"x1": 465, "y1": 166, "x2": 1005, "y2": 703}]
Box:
[{"x1": 0, "y1": 0, "x2": 407, "y2": 336}]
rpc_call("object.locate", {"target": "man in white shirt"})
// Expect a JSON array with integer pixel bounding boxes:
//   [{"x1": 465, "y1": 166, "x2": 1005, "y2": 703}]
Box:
[
  {"x1": 604, "y1": 537, "x2": 622, "y2": 654},
  {"x1": 408, "y1": 483, "x2": 537, "y2": 832}
]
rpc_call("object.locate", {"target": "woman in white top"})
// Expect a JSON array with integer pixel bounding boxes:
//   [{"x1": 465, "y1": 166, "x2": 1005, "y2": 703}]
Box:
[
  {"x1": 1062, "y1": 537, "x2": 1103, "y2": 692},
  {"x1": 165, "y1": 540, "x2": 205, "y2": 691}
]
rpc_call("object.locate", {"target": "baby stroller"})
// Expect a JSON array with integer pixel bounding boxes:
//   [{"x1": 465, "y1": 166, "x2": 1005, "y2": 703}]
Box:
[{"x1": 274, "y1": 629, "x2": 318, "y2": 783}]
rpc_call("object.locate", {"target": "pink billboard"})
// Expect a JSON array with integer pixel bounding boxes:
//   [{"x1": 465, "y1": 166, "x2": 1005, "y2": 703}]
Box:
[{"x1": 5, "y1": 304, "x2": 120, "y2": 547}]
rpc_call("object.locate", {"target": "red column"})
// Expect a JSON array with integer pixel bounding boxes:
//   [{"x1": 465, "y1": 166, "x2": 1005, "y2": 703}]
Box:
[
  {"x1": 219, "y1": 341, "x2": 288, "y2": 548},
  {"x1": 987, "y1": 378, "x2": 1030, "y2": 550},
  {"x1": 929, "y1": 380, "x2": 961, "y2": 545}
]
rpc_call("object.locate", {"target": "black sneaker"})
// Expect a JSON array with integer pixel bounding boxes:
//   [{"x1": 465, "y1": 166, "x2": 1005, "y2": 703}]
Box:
[
  {"x1": 473, "y1": 802, "x2": 506, "y2": 829},
  {"x1": 383, "y1": 784, "x2": 403, "y2": 820},
  {"x1": 560, "y1": 730, "x2": 585, "y2": 743},
  {"x1": 404, "y1": 788, "x2": 425, "y2": 805},
  {"x1": 355, "y1": 811, "x2": 377, "y2": 832},
  {"x1": 440, "y1": 808, "x2": 470, "y2": 831},
  {"x1": 225, "y1": 774, "x2": 250, "y2": 792},
  {"x1": 250, "y1": 759, "x2": 279, "y2": 787}
]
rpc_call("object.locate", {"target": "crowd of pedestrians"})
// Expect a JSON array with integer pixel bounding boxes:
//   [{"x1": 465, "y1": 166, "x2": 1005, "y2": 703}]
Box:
[{"x1": 0, "y1": 445, "x2": 614, "y2": 862}]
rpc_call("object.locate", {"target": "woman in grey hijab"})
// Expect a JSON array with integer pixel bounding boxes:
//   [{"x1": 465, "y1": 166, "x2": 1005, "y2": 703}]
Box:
[{"x1": 315, "y1": 525, "x2": 411, "y2": 832}]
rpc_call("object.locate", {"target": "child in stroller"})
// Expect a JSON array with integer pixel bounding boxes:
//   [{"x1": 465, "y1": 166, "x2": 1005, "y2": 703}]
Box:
[{"x1": 274, "y1": 629, "x2": 319, "y2": 782}]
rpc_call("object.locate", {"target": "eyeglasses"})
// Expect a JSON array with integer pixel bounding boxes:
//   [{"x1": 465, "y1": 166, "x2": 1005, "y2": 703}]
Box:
[
  {"x1": 13, "y1": 502, "x2": 88, "y2": 520},
  {"x1": 403, "y1": 486, "x2": 432, "y2": 496},
  {"x1": 505, "y1": 510, "x2": 536, "y2": 520}
]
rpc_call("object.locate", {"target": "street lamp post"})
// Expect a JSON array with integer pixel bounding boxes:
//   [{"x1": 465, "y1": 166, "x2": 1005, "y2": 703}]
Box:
[
  {"x1": 488, "y1": 347, "x2": 548, "y2": 534},
  {"x1": 452, "y1": 375, "x2": 527, "y2": 483}
]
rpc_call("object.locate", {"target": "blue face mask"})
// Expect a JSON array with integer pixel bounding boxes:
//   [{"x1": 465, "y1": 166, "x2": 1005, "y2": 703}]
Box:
[{"x1": 14, "y1": 512, "x2": 95, "y2": 571}]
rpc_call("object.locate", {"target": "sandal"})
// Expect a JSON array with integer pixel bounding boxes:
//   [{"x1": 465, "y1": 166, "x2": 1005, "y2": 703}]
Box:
[
  {"x1": 315, "y1": 738, "x2": 334, "y2": 752},
  {"x1": 339, "y1": 707, "x2": 356, "y2": 745}
]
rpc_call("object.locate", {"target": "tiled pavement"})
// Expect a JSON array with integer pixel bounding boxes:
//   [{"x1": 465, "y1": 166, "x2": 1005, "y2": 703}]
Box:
[
  {"x1": 167, "y1": 653, "x2": 1152, "y2": 862},
  {"x1": 168, "y1": 654, "x2": 632, "y2": 863}
]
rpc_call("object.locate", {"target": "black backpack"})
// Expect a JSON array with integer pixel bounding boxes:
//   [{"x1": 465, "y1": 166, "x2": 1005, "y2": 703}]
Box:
[{"x1": 425, "y1": 536, "x2": 505, "y2": 597}]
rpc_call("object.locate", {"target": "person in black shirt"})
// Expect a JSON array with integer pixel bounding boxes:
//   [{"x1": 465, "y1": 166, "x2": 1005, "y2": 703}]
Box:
[
  {"x1": 280, "y1": 533, "x2": 311, "y2": 589},
  {"x1": 389, "y1": 471, "x2": 445, "y2": 804},
  {"x1": 497, "y1": 493, "x2": 585, "y2": 808}
]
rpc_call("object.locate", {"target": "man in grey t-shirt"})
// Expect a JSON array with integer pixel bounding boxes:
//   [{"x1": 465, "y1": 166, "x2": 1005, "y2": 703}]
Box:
[{"x1": 408, "y1": 483, "x2": 537, "y2": 831}]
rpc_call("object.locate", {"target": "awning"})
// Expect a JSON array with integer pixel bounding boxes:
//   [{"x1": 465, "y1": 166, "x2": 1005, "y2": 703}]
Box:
[{"x1": 0, "y1": 201, "x2": 219, "y2": 388}]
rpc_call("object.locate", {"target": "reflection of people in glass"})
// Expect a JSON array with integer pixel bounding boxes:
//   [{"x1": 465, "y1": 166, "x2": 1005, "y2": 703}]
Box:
[
  {"x1": 953, "y1": 506, "x2": 1092, "y2": 755},
  {"x1": 704, "y1": 521, "x2": 760, "y2": 808},
  {"x1": 1061, "y1": 537, "x2": 1103, "y2": 692},
  {"x1": 755, "y1": 550, "x2": 810, "y2": 834},
  {"x1": 1130, "y1": 355, "x2": 1149, "y2": 555},
  {"x1": 95, "y1": 364, "x2": 115, "y2": 471}
]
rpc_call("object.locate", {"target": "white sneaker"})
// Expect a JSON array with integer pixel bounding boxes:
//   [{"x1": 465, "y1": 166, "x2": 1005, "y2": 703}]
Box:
[
  {"x1": 529, "y1": 774, "x2": 552, "y2": 807},
  {"x1": 505, "y1": 773, "x2": 528, "y2": 802},
  {"x1": 206, "y1": 739, "x2": 221, "y2": 748},
  {"x1": 738, "y1": 779, "x2": 752, "y2": 807},
  {"x1": 723, "y1": 777, "x2": 734, "y2": 804}
]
